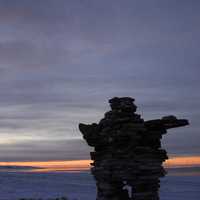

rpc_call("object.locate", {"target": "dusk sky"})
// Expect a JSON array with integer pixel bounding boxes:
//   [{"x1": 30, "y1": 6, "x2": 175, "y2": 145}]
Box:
[{"x1": 0, "y1": 0, "x2": 199, "y2": 162}]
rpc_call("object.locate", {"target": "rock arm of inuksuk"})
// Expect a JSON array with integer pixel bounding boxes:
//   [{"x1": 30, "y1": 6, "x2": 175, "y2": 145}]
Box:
[{"x1": 79, "y1": 97, "x2": 189, "y2": 200}]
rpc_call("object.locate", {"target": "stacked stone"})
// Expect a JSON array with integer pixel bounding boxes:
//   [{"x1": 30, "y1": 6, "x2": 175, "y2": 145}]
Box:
[{"x1": 79, "y1": 97, "x2": 189, "y2": 200}]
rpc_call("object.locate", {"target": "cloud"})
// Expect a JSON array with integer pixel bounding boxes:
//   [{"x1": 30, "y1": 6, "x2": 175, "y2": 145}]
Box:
[
  {"x1": 0, "y1": 139, "x2": 92, "y2": 162},
  {"x1": 0, "y1": 0, "x2": 199, "y2": 161}
]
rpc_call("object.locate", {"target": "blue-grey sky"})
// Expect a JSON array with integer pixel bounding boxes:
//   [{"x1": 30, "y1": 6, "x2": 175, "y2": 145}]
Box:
[{"x1": 0, "y1": 0, "x2": 199, "y2": 161}]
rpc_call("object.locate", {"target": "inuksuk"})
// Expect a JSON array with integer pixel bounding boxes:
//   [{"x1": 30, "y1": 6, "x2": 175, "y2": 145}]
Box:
[{"x1": 79, "y1": 97, "x2": 189, "y2": 200}]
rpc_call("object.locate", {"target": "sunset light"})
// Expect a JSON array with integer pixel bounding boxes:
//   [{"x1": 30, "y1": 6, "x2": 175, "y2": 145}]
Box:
[
  {"x1": 1, "y1": 156, "x2": 200, "y2": 172},
  {"x1": 0, "y1": 160, "x2": 91, "y2": 172}
]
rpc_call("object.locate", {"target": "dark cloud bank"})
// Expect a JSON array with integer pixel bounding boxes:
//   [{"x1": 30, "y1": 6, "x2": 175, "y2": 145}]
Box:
[{"x1": 0, "y1": 0, "x2": 199, "y2": 161}]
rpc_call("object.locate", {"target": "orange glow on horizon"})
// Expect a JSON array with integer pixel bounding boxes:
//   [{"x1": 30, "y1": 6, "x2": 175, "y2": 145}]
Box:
[
  {"x1": 0, "y1": 160, "x2": 91, "y2": 172},
  {"x1": 1, "y1": 156, "x2": 200, "y2": 172},
  {"x1": 164, "y1": 156, "x2": 200, "y2": 168}
]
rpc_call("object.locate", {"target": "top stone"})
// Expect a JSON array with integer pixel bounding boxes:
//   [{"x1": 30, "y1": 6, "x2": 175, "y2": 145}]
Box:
[{"x1": 108, "y1": 97, "x2": 137, "y2": 112}]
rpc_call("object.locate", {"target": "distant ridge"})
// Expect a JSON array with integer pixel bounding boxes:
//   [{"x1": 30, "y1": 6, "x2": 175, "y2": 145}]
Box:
[{"x1": 0, "y1": 165, "x2": 42, "y2": 171}]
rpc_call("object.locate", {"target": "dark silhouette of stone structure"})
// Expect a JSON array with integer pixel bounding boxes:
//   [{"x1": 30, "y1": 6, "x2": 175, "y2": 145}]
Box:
[{"x1": 79, "y1": 97, "x2": 189, "y2": 200}]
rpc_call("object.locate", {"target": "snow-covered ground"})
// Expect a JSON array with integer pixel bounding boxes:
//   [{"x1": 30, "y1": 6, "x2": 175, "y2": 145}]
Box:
[{"x1": 0, "y1": 169, "x2": 200, "y2": 200}]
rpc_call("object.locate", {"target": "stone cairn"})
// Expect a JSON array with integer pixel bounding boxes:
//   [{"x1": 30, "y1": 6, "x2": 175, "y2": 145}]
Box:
[{"x1": 79, "y1": 97, "x2": 189, "y2": 200}]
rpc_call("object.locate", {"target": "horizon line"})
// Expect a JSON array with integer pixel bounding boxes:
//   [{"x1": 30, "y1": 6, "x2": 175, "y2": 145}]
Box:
[{"x1": 1, "y1": 156, "x2": 200, "y2": 172}]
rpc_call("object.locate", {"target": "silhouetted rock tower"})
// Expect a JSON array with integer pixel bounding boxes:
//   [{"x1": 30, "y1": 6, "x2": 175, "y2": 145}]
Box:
[{"x1": 79, "y1": 97, "x2": 189, "y2": 200}]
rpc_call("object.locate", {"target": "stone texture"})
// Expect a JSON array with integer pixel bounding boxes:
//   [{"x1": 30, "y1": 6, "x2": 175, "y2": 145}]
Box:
[{"x1": 79, "y1": 97, "x2": 189, "y2": 200}]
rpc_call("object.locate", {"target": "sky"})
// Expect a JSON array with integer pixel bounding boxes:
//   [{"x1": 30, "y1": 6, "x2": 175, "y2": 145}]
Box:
[{"x1": 0, "y1": 0, "x2": 199, "y2": 162}]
